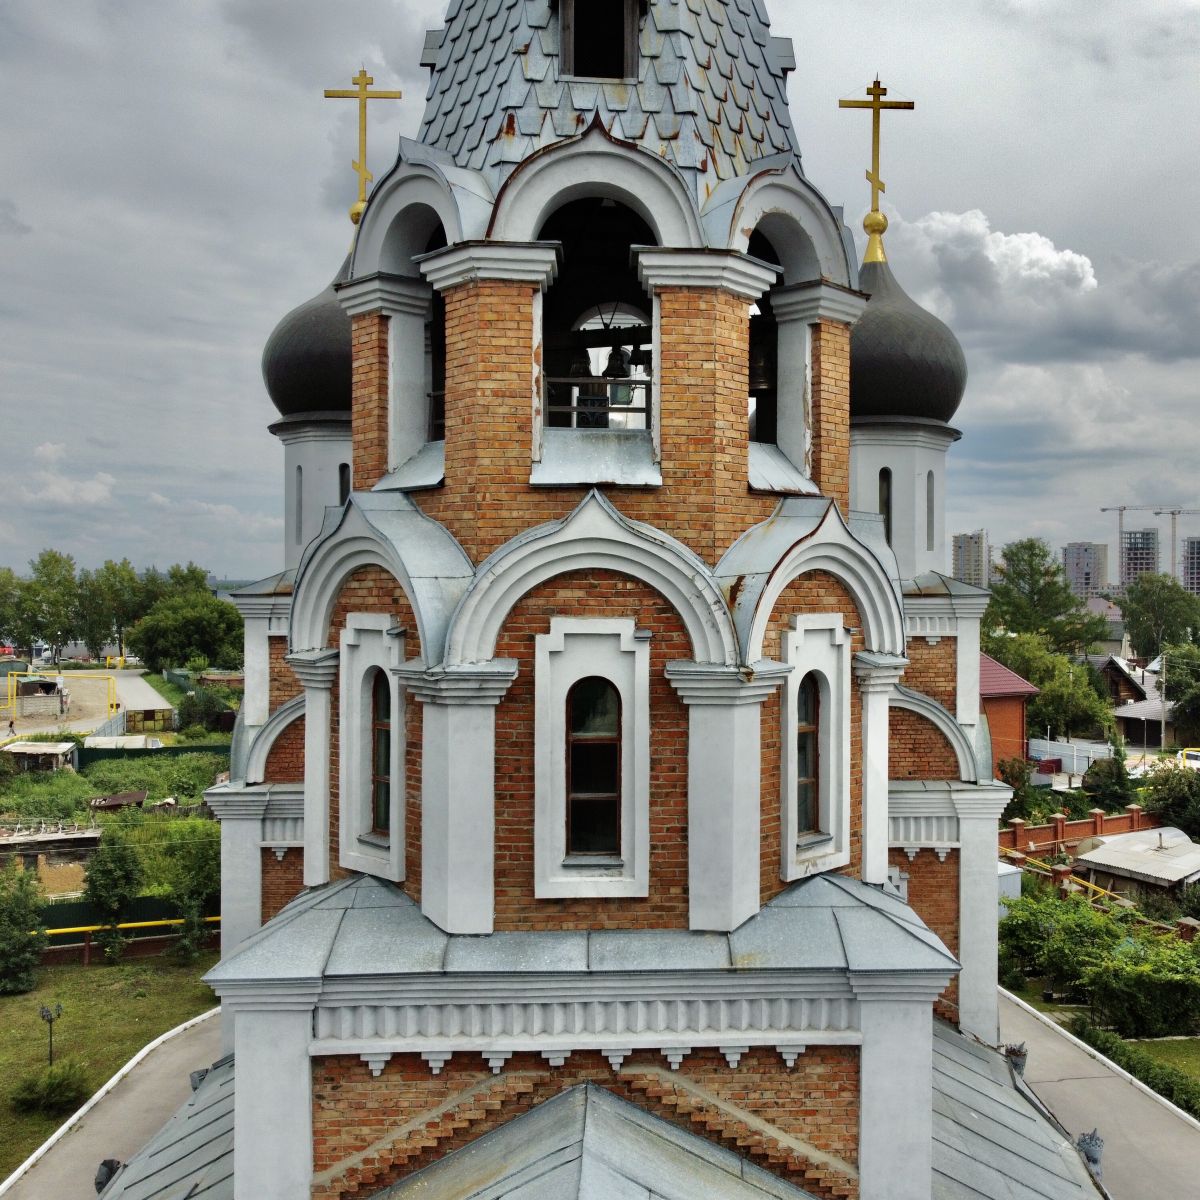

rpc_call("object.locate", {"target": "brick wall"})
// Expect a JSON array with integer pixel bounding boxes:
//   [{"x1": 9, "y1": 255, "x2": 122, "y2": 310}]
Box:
[
  {"x1": 263, "y1": 715, "x2": 304, "y2": 782},
  {"x1": 891, "y1": 848, "x2": 959, "y2": 1018},
  {"x1": 982, "y1": 695, "x2": 1026, "y2": 775},
  {"x1": 759, "y1": 571, "x2": 866, "y2": 899},
  {"x1": 268, "y1": 635, "x2": 301, "y2": 709},
  {"x1": 351, "y1": 312, "x2": 389, "y2": 490},
  {"x1": 902, "y1": 638, "x2": 957, "y2": 714},
  {"x1": 492, "y1": 570, "x2": 691, "y2": 929},
  {"x1": 809, "y1": 320, "x2": 850, "y2": 511},
  {"x1": 325, "y1": 565, "x2": 422, "y2": 885},
  {"x1": 261, "y1": 847, "x2": 304, "y2": 922},
  {"x1": 416, "y1": 281, "x2": 778, "y2": 566},
  {"x1": 888, "y1": 709, "x2": 961, "y2": 780},
  {"x1": 312, "y1": 1046, "x2": 859, "y2": 1200}
]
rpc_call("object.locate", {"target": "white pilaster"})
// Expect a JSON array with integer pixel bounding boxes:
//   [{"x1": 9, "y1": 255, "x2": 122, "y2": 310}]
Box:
[
  {"x1": 854, "y1": 653, "x2": 908, "y2": 885},
  {"x1": 417, "y1": 241, "x2": 560, "y2": 292},
  {"x1": 399, "y1": 661, "x2": 519, "y2": 935},
  {"x1": 952, "y1": 788, "x2": 1011, "y2": 1043},
  {"x1": 232, "y1": 1001, "x2": 315, "y2": 1200},
  {"x1": 852, "y1": 977, "x2": 947, "y2": 1200},
  {"x1": 286, "y1": 649, "x2": 340, "y2": 888},
  {"x1": 665, "y1": 661, "x2": 790, "y2": 931}
]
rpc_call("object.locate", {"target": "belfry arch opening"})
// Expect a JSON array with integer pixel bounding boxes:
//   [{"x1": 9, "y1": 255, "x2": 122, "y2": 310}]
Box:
[{"x1": 537, "y1": 198, "x2": 655, "y2": 432}]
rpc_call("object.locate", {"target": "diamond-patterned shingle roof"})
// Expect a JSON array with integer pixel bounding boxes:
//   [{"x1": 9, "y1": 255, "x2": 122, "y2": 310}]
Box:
[{"x1": 419, "y1": 0, "x2": 800, "y2": 201}]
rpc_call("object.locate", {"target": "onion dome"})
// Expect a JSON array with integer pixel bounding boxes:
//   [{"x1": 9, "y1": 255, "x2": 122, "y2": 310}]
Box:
[
  {"x1": 262, "y1": 256, "x2": 352, "y2": 417},
  {"x1": 850, "y1": 257, "x2": 967, "y2": 424}
]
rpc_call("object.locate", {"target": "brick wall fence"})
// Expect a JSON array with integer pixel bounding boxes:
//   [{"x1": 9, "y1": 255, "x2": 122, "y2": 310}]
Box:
[{"x1": 999, "y1": 804, "x2": 1161, "y2": 854}]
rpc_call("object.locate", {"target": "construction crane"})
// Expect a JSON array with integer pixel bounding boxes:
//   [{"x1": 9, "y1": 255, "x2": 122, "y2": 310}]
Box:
[
  {"x1": 1100, "y1": 505, "x2": 1173, "y2": 587},
  {"x1": 1154, "y1": 508, "x2": 1200, "y2": 579}
]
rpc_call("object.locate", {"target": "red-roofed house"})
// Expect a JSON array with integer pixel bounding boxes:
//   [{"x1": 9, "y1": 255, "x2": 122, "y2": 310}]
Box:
[{"x1": 980, "y1": 653, "x2": 1039, "y2": 775}]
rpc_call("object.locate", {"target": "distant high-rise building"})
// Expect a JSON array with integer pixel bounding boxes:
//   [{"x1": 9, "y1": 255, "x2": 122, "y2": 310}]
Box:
[
  {"x1": 952, "y1": 530, "x2": 990, "y2": 588},
  {"x1": 1183, "y1": 537, "x2": 1200, "y2": 596},
  {"x1": 1062, "y1": 542, "x2": 1108, "y2": 599},
  {"x1": 1120, "y1": 527, "x2": 1159, "y2": 588}
]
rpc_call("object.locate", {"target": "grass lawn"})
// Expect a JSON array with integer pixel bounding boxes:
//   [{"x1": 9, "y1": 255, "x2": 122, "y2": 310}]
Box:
[
  {"x1": 1131, "y1": 1038, "x2": 1200, "y2": 1082},
  {"x1": 142, "y1": 673, "x2": 189, "y2": 707},
  {"x1": 0, "y1": 951, "x2": 218, "y2": 1181}
]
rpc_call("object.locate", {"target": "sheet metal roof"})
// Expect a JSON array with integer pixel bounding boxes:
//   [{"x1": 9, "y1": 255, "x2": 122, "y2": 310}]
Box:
[
  {"x1": 1074, "y1": 826, "x2": 1200, "y2": 887},
  {"x1": 98, "y1": 1056, "x2": 234, "y2": 1200},
  {"x1": 205, "y1": 872, "x2": 958, "y2": 987},
  {"x1": 417, "y1": 0, "x2": 800, "y2": 197},
  {"x1": 97, "y1": 1023, "x2": 1101, "y2": 1200},
  {"x1": 979, "y1": 653, "x2": 1039, "y2": 699}
]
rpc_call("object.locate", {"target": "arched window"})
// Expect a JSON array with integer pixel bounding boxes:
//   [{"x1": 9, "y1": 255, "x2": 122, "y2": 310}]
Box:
[
  {"x1": 295, "y1": 465, "x2": 303, "y2": 542},
  {"x1": 370, "y1": 668, "x2": 391, "y2": 834},
  {"x1": 926, "y1": 470, "x2": 935, "y2": 552},
  {"x1": 878, "y1": 467, "x2": 893, "y2": 546},
  {"x1": 566, "y1": 676, "x2": 621, "y2": 856},
  {"x1": 796, "y1": 674, "x2": 819, "y2": 834}
]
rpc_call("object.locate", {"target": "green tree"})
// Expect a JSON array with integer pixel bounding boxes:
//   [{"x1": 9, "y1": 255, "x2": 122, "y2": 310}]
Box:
[
  {"x1": 1082, "y1": 742, "x2": 1133, "y2": 810},
  {"x1": 127, "y1": 592, "x2": 242, "y2": 673},
  {"x1": 0, "y1": 860, "x2": 46, "y2": 994},
  {"x1": 23, "y1": 549, "x2": 79, "y2": 659},
  {"x1": 96, "y1": 558, "x2": 143, "y2": 656},
  {"x1": 166, "y1": 563, "x2": 211, "y2": 595},
  {"x1": 74, "y1": 568, "x2": 114, "y2": 661},
  {"x1": 161, "y1": 819, "x2": 220, "y2": 962},
  {"x1": 0, "y1": 566, "x2": 22, "y2": 644},
  {"x1": 84, "y1": 825, "x2": 143, "y2": 962},
  {"x1": 1143, "y1": 763, "x2": 1200, "y2": 840},
  {"x1": 1161, "y1": 642, "x2": 1200, "y2": 745},
  {"x1": 1118, "y1": 573, "x2": 1200, "y2": 660},
  {"x1": 986, "y1": 539, "x2": 1108, "y2": 654}
]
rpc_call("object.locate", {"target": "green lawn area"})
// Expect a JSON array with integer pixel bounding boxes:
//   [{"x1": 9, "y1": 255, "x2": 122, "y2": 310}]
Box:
[
  {"x1": 1131, "y1": 1038, "x2": 1200, "y2": 1082},
  {"x1": 0, "y1": 952, "x2": 218, "y2": 1180},
  {"x1": 142, "y1": 672, "x2": 189, "y2": 707}
]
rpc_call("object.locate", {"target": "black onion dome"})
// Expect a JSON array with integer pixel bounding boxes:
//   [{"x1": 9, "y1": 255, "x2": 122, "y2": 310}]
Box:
[
  {"x1": 850, "y1": 259, "x2": 967, "y2": 423},
  {"x1": 262, "y1": 256, "x2": 353, "y2": 417}
]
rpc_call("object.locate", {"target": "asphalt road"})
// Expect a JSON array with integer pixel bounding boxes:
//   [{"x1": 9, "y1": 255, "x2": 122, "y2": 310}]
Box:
[{"x1": 999, "y1": 991, "x2": 1200, "y2": 1198}]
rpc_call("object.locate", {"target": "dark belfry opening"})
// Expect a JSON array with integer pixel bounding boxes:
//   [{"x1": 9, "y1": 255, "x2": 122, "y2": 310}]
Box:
[
  {"x1": 539, "y1": 198, "x2": 654, "y2": 431},
  {"x1": 747, "y1": 230, "x2": 779, "y2": 445},
  {"x1": 561, "y1": 0, "x2": 638, "y2": 80},
  {"x1": 425, "y1": 225, "x2": 448, "y2": 441}
]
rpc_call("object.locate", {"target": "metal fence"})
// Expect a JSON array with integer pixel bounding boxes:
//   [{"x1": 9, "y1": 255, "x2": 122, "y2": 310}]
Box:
[{"x1": 1028, "y1": 737, "x2": 1113, "y2": 774}]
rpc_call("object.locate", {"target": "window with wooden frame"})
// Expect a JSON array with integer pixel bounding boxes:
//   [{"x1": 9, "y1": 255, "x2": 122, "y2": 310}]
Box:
[
  {"x1": 795, "y1": 673, "x2": 819, "y2": 835},
  {"x1": 370, "y1": 667, "x2": 391, "y2": 835},
  {"x1": 565, "y1": 676, "x2": 621, "y2": 856},
  {"x1": 560, "y1": 0, "x2": 639, "y2": 80}
]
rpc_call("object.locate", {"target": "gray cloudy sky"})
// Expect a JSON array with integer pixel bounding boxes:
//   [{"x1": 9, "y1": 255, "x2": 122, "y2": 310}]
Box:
[{"x1": 2, "y1": 0, "x2": 1198, "y2": 580}]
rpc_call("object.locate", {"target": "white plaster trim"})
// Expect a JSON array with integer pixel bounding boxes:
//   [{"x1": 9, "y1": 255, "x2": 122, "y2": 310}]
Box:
[
  {"x1": 418, "y1": 241, "x2": 560, "y2": 291},
  {"x1": 336, "y1": 272, "x2": 432, "y2": 318},
  {"x1": 338, "y1": 614, "x2": 406, "y2": 881},
  {"x1": 1000, "y1": 989, "x2": 1200, "y2": 1134},
  {"x1": 488, "y1": 126, "x2": 704, "y2": 248},
  {"x1": 771, "y1": 280, "x2": 868, "y2": 327},
  {"x1": 781, "y1": 616, "x2": 852, "y2": 879},
  {"x1": 741, "y1": 502, "x2": 906, "y2": 660},
  {"x1": 534, "y1": 619, "x2": 650, "y2": 898},
  {"x1": 244, "y1": 695, "x2": 305, "y2": 785},
  {"x1": 890, "y1": 686, "x2": 979, "y2": 782},
  {"x1": 0, "y1": 1008, "x2": 220, "y2": 1197},
  {"x1": 635, "y1": 248, "x2": 779, "y2": 299},
  {"x1": 446, "y1": 490, "x2": 738, "y2": 667}
]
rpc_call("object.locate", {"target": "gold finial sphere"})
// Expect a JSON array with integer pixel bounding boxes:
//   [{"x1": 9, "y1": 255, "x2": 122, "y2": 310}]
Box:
[
  {"x1": 863, "y1": 210, "x2": 888, "y2": 237},
  {"x1": 350, "y1": 200, "x2": 366, "y2": 225}
]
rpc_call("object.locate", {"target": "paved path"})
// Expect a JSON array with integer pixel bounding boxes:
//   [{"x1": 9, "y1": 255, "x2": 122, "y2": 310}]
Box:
[
  {"x1": 0, "y1": 1010, "x2": 222, "y2": 1200},
  {"x1": 999, "y1": 992, "x2": 1200, "y2": 1198},
  {"x1": 9, "y1": 671, "x2": 173, "y2": 739}
]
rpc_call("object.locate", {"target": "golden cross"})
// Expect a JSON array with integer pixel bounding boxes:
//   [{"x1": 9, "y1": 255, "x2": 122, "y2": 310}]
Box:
[
  {"x1": 324, "y1": 69, "x2": 403, "y2": 225},
  {"x1": 839, "y1": 78, "x2": 914, "y2": 263}
]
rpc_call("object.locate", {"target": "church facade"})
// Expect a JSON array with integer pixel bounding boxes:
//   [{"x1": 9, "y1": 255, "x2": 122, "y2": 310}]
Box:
[{"x1": 102, "y1": 3, "x2": 1105, "y2": 1199}]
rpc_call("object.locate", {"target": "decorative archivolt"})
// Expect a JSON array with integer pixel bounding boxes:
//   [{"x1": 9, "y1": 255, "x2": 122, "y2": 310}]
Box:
[
  {"x1": 244, "y1": 695, "x2": 305, "y2": 786},
  {"x1": 889, "y1": 685, "x2": 979, "y2": 783},
  {"x1": 445, "y1": 491, "x2": 738, "y2": 667},
  {"x1": 488, "y1": 123, "x2": 703, "y2": 248}
]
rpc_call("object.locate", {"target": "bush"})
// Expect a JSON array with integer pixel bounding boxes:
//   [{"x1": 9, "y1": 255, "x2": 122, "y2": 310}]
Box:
[
  {"x1": 179, "y1": 724, "x2": 209, "y2": 743},
  {"x1": 1070, "y1": 1019, "x2": 1200, "y2": 1119},
  {"x1": 1082, "y1": 936, "x2": 1200, "y2": 1038},
  {"x1": 0, "y1": 861, "x2": 46, "y2": 994},
  {"x1": 1082, "y1": 750, "x2": 1133, "y2": 810},
  {"x1": 1144, "y1": 763, "x2": 1200, "y2": 840},
  {"x1": 176, "y1": 689, "x2": 230, "y2": 733},
  {"x1": 10, "y1": 1058, "x2": 90, "y2": 1115},
  {"x1": 84, "y1": 826, "x2": 143, "y2": 962}
]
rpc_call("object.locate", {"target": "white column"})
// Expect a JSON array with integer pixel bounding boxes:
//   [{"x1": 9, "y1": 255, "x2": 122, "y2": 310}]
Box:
[
  {"x1": 952, "y1": 787, "x2": 1011, "y2": 1043},
  {"x1": 771, "y1": 282, "x2": 868, "y2": 477},
  {"x1": 853, "y1": 653, "x2": 907, "y2": 885},
  {"x1": 853, "y1": 979, "x2": 947, "y2": 1200},
  {"x1": 287, "y1": 649, "x2": 340, "y2": 888},
  {"x1": 400, "y1": 662, "x2": 519, "y2": 935},
  {"x1": 205, "y1": 786, "x2": 268, "y2": 957},
  {"x1": 665, "y1": 661, "x2": 789, "y2": 932},
  {"x1": 241, "y1": 614, "x2": 271, "y2": 727},
  {"x1": 232, "y1": 1001, "x2": 315, "y2": 1200}
]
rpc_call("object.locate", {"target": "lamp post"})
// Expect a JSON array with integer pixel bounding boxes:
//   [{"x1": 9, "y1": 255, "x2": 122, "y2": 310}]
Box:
[{"x1": 39, "y1": 1002, "x2": 63, "y2": 1065}]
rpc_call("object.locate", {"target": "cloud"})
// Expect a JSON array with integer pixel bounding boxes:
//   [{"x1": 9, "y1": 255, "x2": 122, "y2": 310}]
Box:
[
  {"x1": 33, "y1": 442, "x2": 66, "y2": 465},
  {"x1": 0, "y1": 198, "x2": 30, "y2": 236},
  {"x1": 24, "y1": 470, "x2": 116, "y2": 510}
]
